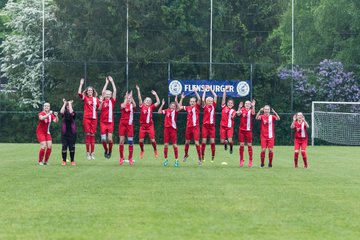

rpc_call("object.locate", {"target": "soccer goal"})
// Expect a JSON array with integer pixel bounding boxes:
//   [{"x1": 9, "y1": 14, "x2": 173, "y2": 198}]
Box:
[{"x1": 311, "y1": 101, "x2": 360, "y2": 146}]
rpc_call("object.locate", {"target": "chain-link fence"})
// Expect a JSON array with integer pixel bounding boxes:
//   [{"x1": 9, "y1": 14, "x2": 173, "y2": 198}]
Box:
[{"x1": 1, "y1": 60, "x2": 323, "y2": 145}]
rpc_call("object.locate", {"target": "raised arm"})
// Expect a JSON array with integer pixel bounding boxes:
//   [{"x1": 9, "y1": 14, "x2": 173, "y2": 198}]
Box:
[
  {"x1": 178, "y1": 93, "x2": 185, "y2": 110},
  {"x1": 238, "y1": 102, "x2": 244, "y2": 111},
  {"x1": 98, "y1": 96, "x2": 104, "y2": 111},
  {"x1": 202, "y1": 86, "x2": 207, "y2": 107},
  {"x1": 158, "y1": 99, "x2": 165, "y2": 114},
  {"x1": 236, "y1": 101, "x2": 243, "y2": 115},
  {"x1": 108, "y1": 76, "x2": 117, "y2": 100},
  {"x1": 152, "y1": 90, "x2": 160, "y2": 107},
  {"x1": 60, "y1": 98, "x2": 67, "y2": 114},
  {"x1": 193, "y1": 86, "x2": 201, "y2": 105},
  {"x1": 78, "y1": 78, "x2": 84, "y2": 96},
  {"x1": 210, "y1": 87, "x2": 217, "y2": 103},
  {"x1": 102, "y1": 77, "x2": 109, "y2": 96},
  {"x1": 68, "y1": 100, "x2": 74, "y2": 114},
  {"x1": 136, "y1": 84, "x2": 143, "y2": 106},
  {"x1": 272, "y1": 108, "x2": 281, "y2": 120},
  {"x1": 130, "y1": 91, "x2": 136, "y2": 108},
  {"x1": 53, "y1": 111, "x2": 59, "y2": 123},
  {"x1": 256, "y1": 108, "x2": 263, "y2": 120},
  {"x1": 251, "y1": 99, "x2": 256, "y2": 115},
  {"x1": 222, "y1": 86, "x2": 229, "y2": 106},
  {"x1": 290, "y1": 114, "x2": 297, "y2": 129},
  {"x1": 121, "y1": 92, "x2": 128, "y2": 109},
  {"x1": 303, "y1": 116, "x2": 309, "y2": 128}
]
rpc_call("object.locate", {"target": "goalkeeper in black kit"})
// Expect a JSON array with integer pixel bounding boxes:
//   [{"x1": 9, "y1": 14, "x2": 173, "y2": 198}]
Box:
[{"x1": 60, "y1": 99, "x2": 77, "y2": 166}]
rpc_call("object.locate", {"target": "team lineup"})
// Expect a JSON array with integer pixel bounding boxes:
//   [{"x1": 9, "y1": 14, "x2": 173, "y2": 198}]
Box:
[{"x1": 36, "y1": 77, "x2": 310, "y2": 168}]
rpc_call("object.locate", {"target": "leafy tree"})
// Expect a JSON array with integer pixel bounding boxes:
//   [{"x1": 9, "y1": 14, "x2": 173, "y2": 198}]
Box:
[
  {"x1": 273, "y1": 0, "x2": 360, "y2": 65},
  {"x1": 1, "y1": 0, "x2": 56, "y2": 108}
]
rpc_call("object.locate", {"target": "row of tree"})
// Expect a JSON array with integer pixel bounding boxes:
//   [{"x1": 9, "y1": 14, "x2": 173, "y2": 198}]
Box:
[{"x1": 0, "y1": 0, "x2": 359, "y2": 143}]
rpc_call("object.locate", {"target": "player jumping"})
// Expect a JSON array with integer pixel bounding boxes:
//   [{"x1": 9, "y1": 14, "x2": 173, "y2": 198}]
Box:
[
  {"x1": 99, "y1": 76, "x2": 116, "y2": 159},
  {"x1": 219, "y1": 86, "x2": 236, "y2": 154},
  {"x1": 135, "y1": 84, "x2": 160, "y2": 159}
]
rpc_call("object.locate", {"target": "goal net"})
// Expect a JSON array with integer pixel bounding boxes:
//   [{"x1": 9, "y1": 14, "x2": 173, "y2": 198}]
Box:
[{"x1": 311, "y1": 101, "x2": 360, "y2": 145}]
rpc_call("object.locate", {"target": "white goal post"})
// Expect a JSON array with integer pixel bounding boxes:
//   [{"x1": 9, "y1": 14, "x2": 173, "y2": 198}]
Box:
[{"x1": 311, "y1": 101, "x2": 360, "y2": 146}]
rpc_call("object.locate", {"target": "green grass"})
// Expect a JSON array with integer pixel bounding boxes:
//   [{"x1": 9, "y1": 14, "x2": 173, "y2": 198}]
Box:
[{"x1": 0, "y1": 144, "x2": 359, "y2": 240}]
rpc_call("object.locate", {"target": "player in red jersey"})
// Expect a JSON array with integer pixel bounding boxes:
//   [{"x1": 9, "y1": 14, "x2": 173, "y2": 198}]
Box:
[
  {"x1": 78, "y1": 78, "x2": 99, "y2": 160},
  {"x1": 237, "y1": 100, "x2": 256, "y2": 167},
  {"x1": 219, "y1": 86, "x2": 236, "y2": 155},
  {"x1": 99, "y1": 76, "x2": 116, "y2": 159},
  {"x1": 36, "y1": 102, "x2": 58, "y2": 165},
  {"x1": 119, "y1": 91, "x2": 136, "y2": 165},
  {"x1": 256, "y1": 105, "x2": 280, "y2": 168},
  {"x1": 135, "y1": 84, "x2": 160, "y2": 159},
  {"x1": 179, "y1": 87, "x2": 202, "y2": 164},
  {"x1": 201, "y1": 85, "x2": 217, "y2": 163},
  {"x1": 291, "y1": 112, "x2": 309, "y2": 168},
  {"x1": 158, "y1": 97, "x2": 181, "y2": 167}
]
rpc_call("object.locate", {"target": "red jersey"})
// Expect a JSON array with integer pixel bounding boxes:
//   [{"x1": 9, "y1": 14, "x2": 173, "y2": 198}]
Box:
[
  {"x1": 139, "y1": 104, "x2": 156, "y2": 126},
  {"x1": 239, "y1": 108, "x2": 254, "y2": 131},
  {"x1": 220, "y1": 104, "x2": 236, "y2": 128},
  {"x1": 36, "y1": 112, "x2": 56, "y2": 134},
  {"x1": 79, "y1": 94, "x2": 99, "y2": 119},
  {"x1": 120, "y1": 103, "x2": 135, "y2": 126},
  {"x1": 202, "y1": 103, "x2": 216, "y2": 125},
  {"x1": 259, "y1": 114, "x2": 277, "y2": 139},
  {"x1": 162, "y1": 108, "x2": 178, "y2": 129},
  {"x1": 100, "y1": 98, "x2": 115, "y2": 123},
  {"x1": 294, "y1": 121, "x2": 308, "y2": 139},
  {"x1": 182, "y1": 104, "x2": 200, "y2": 127}
]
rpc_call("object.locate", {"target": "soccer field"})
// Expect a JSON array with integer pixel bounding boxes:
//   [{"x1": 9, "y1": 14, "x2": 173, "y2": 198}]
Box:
[{"x1": 0, "y1": 144, "x2": 359, "y2": 240}]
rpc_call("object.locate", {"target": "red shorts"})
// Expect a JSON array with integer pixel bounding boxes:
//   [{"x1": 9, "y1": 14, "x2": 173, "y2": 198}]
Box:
[
  {"x1": 202, "y1": 124, "x2": 216, "y2": 139},
  {"x1": 238, "y1": 130, "x2": 253, "y2": 143},
  {"x1": 261, "y1": 137, "x2": 274, "y2": 148},
  {"x1": 139, "y1": 124, "x2": 155, "y2": 139},
  {"x1": 83, "y1": 118, "x2": 97, "y2": 134},
  {"x1": 294, "y1": 138, "x2": 308, "y2": 150},
  {"x1": 100, "y1": 122, "x2": 114, "y2": 135},
  {"x1": 220, "y1": 126, "x2": 234, "y2": 139},
  {"x1": 118, "y1": 121, "x2": 134, "y2": 137},
  {"x1": 37, "y1": 133, "x2": 52, "y2": 142},
  {"x1": 185, "y1": 126, "x2": 200, "y2": 141},
  {"x1": 164, "y1": 127, "x2": 177, "y2": 144}
]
